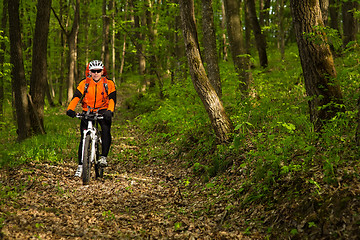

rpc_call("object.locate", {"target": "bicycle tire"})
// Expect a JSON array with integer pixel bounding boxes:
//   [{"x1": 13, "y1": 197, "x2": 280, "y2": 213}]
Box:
[{"x1": 82, "y1": 134, "x2": 92, "y2": 185}]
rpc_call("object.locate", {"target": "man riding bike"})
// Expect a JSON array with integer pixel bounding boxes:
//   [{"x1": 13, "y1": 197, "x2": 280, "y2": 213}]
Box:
[{"x1": 66, "y1": 60, "x2": 117, "y2": 177}]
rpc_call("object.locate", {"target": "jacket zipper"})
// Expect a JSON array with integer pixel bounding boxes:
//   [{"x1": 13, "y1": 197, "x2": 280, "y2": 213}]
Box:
[{"x1": 93, "y1": 84, "x2": 97, "y2": 109}]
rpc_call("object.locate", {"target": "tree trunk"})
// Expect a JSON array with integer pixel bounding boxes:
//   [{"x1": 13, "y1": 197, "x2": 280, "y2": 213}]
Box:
[
  {"x1": 259, "y1": 0, "x2": 270, "y2": 27},
  {"x1": 223, "y1": 0, "x2": 252, "y2": 94},
  {"x1": 119, "y1": 2, "x2": 128, "y2": 82},
  {"x1": 111, "y1": 0, "x2": 116, "y2": 82},
  {"x1": 66, "y1": 0, "x2": 80, "y2": 103},
  {"x1": 145, "y1": 0, "x2": 157, "y2": 90},
  {"x1": 277, "y1": 0, "x2": 285, "y2": 59},
  {"x1": 220, "y1": 1, "x2": 228, "y2": 61},
  {"x1": 9, "y1": 0, "x2": 31, "y2": 141},
  {"x1": 0, "y1": 0, "x2": 8, "y2": 120},
  {"x1": 179, "y1": 0, "x2": 233, "y2": 143},
  {"x1": 201, "y1": 0, "x2": 222, "y2": 98},
  {"x1": 246, "y1": 0, "x2": 268, "y2": 68},
  {"x1": 102, "y1": 0, "x2": 110, "y2": 69},
  {"x1": 29, "y1": 0, "x2": 52, "y2": 135},
  {"x1": 319, "y1": 0, "x2": 329, "y2": 25},
  {"x1": 342, "y1": 0, "x2": 357, "y2": 48},
  {"x1": 290, "y1": 0, "x2": 344, "y2": 131},
  {"x1": 329, "y1": 0, "x2": 339, "y2": 31}
]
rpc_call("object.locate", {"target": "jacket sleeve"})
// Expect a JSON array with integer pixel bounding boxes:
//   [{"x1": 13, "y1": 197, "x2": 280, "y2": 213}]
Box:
[
  {"x1": 67, "y1": 80, "x2": 85, "y2": 111},
  {"x1": 107, "y1": 80, "x2": 116, "y2": 112}
]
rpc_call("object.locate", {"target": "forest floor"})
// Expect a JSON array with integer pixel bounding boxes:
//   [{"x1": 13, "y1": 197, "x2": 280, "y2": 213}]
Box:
[
  {"x1": 0, "y1": 85, "x2": 257, "y2": 240},
  {"x1": 2, "y1": 84, "x2": 360, "y2": 240},
  {"x1": 0, "y1": 130, "x2": 256, "y2": 240}
]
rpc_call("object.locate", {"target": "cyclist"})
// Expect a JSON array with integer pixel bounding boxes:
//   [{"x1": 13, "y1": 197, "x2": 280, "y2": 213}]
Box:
[{"x1": 66, "y1": 60, "x2": 116, "y2": 177}]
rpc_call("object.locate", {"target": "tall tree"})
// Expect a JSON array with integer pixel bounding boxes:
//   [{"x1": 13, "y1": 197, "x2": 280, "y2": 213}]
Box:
[
  {"x1": 179, "y1": 0, "x2": 233, "y2": 143},
  {"x1": 342, "y1": 0, "x2": 357, "y2": 48},
  {"x1": 29, "y1": 0, "x2": 52, "y2": 135},
  {"x1": 201, "y1": 0, "x2": 222, "y2": 98},
  {"x1": 277, "y1": 0, "x2": 286, "y2": 59},
  {"x1": 259, "y1": 0, "x2": 270, "y2": 27},
  {"x1": 329, "y1": 0, "x2": 339, "y2": 31},
  {"x1": 130, "y1": 0, "x2": 146, "y2": 83},
  {"x1": 319, "y1": 0, "x2": 329, "y2": 25},
  {"x1": 102, "y1": 0, "x2": 111, "y2": 69},
  {"x1": 246, "y1": 0, "x2": 268, "y2": 68},
  {"x1": 0, "y1": 0, "x2": 8, "y2": 120},
  {"x1": 59, "y1": 0, "x2": 80, "y2": 103},
  {"x1": 9, "y1": 0, "x2": 31, "y2": 141},
  {"x1": 290, "y1": 0, "x2": 344, "y2": 131},
  {"x1": 220, "y1": 1, "x2": 228, "y2": 61},
  {"x1": 145, "y1": 0, "x2": 157, "y2": 90},
  {"x1": 223, "y1": 0, "x2": 252, "y2": 94}
]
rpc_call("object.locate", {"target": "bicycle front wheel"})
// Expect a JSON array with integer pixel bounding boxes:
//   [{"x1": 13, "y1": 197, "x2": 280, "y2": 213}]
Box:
[
  {"x1": 82, "y1": 134, "x2": 92, "y2": 185},
  {"x1": 95, "y1": 140, "x2": 104, "y2": 179}
]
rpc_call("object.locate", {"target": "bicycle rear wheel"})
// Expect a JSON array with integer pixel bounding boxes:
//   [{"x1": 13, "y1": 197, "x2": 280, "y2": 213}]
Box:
[{"x1": 82, "y1": 134, "x2": 92, "y2": 185}]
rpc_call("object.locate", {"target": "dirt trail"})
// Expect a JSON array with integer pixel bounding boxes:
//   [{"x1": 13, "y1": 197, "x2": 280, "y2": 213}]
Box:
[
  {"x1": 1, "y1": 156, "x2": 250, "y2": 239},
  {"x1": 1, "y1": 86, "x2": 254, "y2": 239}
]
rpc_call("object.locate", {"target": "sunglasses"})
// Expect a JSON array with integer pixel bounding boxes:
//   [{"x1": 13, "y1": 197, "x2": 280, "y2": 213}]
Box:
[{"x1": 91, "y1": 69, "x2": 102, "y2": 73}]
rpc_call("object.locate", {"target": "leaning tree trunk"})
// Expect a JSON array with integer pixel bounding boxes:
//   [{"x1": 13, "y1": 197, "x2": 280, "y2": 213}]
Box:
[
  {"x1": 290, "y1": 0, "x2": 344, "y2": 131},
  {"x1": 179, "y1": 0, "x2": 233, "y2": 143},
  {"x1": 9, "y1": 0, "x2": 31, "y2": 141},
  {"x1": 29, "y1": 0, "x2": 52, "y2": 135}
]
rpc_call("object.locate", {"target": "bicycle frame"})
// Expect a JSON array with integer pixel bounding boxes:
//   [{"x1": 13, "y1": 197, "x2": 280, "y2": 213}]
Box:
[{"x1": 76, "y1": 108, "x2": 104, "y2": 184}]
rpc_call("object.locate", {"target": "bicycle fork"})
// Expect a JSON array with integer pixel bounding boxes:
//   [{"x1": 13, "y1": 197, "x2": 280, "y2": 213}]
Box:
[{"x1": 81, "y1": 121, "x2": 98, "y2": 165}]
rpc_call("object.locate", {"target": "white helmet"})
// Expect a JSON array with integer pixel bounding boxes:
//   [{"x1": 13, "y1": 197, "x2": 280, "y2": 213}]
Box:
[{"x1": 88, "y1": 60, "x2": 104, "y2": 70}]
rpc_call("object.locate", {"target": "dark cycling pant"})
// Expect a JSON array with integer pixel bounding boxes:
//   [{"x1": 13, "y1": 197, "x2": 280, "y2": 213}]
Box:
[{"x1": 77, "y1": 110, "x2": 112, "y2": 165}]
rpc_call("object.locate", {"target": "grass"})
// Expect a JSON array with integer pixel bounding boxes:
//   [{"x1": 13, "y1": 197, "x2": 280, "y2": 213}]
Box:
[{"x1": 0, "y1": 106, "x2": 79, "y2": 168}]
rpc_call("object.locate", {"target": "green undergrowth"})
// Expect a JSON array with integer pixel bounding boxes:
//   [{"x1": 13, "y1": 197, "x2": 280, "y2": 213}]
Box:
[
  {"x1": 124, "y1": 43, "x2": 360, "y2": 237},
  {"x1": 0, "y1": 106, "x2": 79, "y2": 168}
]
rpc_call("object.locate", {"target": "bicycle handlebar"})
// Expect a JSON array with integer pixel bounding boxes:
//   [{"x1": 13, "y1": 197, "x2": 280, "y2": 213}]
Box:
[{"x1": 76, "y1": 112, "x2": 104, "y2": 121}]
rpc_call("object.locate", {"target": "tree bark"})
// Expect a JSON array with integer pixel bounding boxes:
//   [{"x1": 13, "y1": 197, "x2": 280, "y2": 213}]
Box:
[
  {"x1": 329, "y1": 0, "x2": 339, "y2": 31},
  {"x1": 277, "y1": 0, "x2": 285, "y2": 59},
  {"x1": 220, "y1": 1, "x2": 228, "y2": 61},
  {"x1": 201, "y1": 0, "x2": 222, "y2": 98},
  {"x1": 111, "y1": 0, "x2": 116, "y2": 82},
  {"x1": 179, "y1": 0, "x2": 233, "y2": 143},
  {"x1": 290, "y1": 0, "x2": 344, "y2": 131},
  {"x1": 259, "y1": 0, "x2": 270, "y2": 27},
  {"x1": 223, "y1": 0, "x2": 252, "y2": 94},
  {"x1": 66, "y1": 0, "x2": 80, "y2": 103},
  {"x1": 9, "y1": 0, "x2": 31, "y2": 141},
  {"x1": 319, "y1": 0, "x2": 329, "y2": 25},
  {"x1": 145, "y1": 0, "x2": 157, "y2": 90},
  {"x1": 102, "y1": 0, "x2": 110, "y2": 69},
  {"x1": 29, "y1": 0, "x2": 52, "y2": 135},
  {"x1": 0, "y1": 0, "x2": 8, "y2": 120},
  {"x1": 246, "y1": 0, "x2": 268, "y2": 68},
  {"x1": 342, "y1": 0, "x2": 357, "y2": 48}
]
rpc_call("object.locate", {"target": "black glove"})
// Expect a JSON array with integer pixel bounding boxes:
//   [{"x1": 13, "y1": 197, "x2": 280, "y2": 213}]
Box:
[
  {"x1": 66, "y1": 109, "x2": 76, "y2": 118},
  {"x1": 104, "y1": 110, "x2": 113, "y2": 121}
]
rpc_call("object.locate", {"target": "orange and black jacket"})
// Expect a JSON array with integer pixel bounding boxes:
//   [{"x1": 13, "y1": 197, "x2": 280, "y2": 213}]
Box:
[{"x1": 67, "y1": 76, "x2": 116, "y2": 113}]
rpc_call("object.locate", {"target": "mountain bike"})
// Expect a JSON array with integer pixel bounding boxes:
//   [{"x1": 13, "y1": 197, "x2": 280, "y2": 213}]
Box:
[{"x1": 76, "y1": 109, "x2": 104, "y2": 185}]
